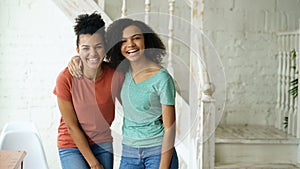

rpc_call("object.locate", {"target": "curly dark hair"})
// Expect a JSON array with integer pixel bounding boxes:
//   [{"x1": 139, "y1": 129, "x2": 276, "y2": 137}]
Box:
[
  {"x1": 106, "y1": 18, "x2": 166, "y2": 71},
  {"x1": 74, "y1": 12, "x2": 106, "y2": 49}
]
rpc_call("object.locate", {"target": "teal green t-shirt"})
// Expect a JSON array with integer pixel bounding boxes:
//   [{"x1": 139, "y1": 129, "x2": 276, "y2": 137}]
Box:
[{"x1": 121, "y1": 68, "x2": 176, "y2": 148}]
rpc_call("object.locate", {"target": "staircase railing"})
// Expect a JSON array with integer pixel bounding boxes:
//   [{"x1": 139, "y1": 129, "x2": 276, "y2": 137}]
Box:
[{"x1": 276, "y1": 19, "x2": 300, "y2": 138}]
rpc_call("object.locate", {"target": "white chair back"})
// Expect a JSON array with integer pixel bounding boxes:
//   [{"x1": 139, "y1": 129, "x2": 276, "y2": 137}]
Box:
[{"x1": 0, "y1": 121, "x2": 49, "y2": 169}]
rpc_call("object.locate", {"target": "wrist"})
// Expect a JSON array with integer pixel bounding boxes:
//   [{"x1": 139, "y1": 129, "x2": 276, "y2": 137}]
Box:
[{"x1": 88, "y1": 158, "x2": 100, "y2": 168}]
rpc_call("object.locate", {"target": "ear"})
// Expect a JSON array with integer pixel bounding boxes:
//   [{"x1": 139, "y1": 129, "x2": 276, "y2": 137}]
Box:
[{"x1": 76, "y1": 47, "x2": 79, "y2": 54}]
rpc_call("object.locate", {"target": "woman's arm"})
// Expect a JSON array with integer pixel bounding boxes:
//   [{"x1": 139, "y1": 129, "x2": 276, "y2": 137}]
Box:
[
  {"x1": 57, "y1": 98, "x2": 103, "y2": 169},
  {"x1": 159, "y1": 104, "x2": 176, "y2": 169}
]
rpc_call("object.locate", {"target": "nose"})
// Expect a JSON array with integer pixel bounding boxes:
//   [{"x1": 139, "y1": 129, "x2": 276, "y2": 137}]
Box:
[
  {"x1": 89, "y1": 47, "x2": 97, "y2": 56},
  {"x1": 126, "y1": 39, "x2": 136, "y2": 48}
]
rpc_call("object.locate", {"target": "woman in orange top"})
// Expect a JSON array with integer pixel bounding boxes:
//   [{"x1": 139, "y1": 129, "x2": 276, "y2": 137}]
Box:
[{"x1": 53, "y1": 12, "x2": 123, "y2": 169}]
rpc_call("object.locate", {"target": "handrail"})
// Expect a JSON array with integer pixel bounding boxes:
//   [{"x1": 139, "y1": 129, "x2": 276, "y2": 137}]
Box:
[
  {"x1": 277, "y1": 30, "x2": 300, "y2": 36},
  {"x1": 51, "y1": 0, "x2": 112, "y2": 24}
]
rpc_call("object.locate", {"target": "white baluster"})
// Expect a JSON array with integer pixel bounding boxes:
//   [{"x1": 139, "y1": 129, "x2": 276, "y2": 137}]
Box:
[
  {"x1": 296, "y1": 33, "x2": 300, "y2": 137},
  {"x1": 297, "y1": 19, "x2": 300, "y2": 138},
  {"x1": 276, "y1": 35, "x2": 283, "y2": 130},
  {"x1": 290, "y1": 34, "x2": 299, "y2": 137},
  {"x1": 121, "y1": 0, "x2": 127, "y2": 18},
  {"x1": 281, "y1": 36, "x2": 287, "y2": 131},
  {"x1": 285, "y1": 48, "x2": 291, "y2": 133},
  {"x1": 283, "y1": 35, "x2": 289, "y2": 132},
  {"x1": 168, "y1": 0, "x2": 175, "y2": 76},
  {"x1": 145, "y1": 0, "x2": 150, "y2": 24},
  {"x1": 280, "y1": 36, "x2": 286, "y2": 131},
  {"x1": 288, "y1": 34, "x2": 295, "y2": 135}
]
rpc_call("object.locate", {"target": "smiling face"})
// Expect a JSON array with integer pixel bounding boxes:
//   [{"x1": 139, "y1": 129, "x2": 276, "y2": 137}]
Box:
[
  {"x1": 121, "y1": 25, "x2": 145, "y2": 63},
  {"x1": 77, "y1": 33, "x2": 105, "y2": 71}
]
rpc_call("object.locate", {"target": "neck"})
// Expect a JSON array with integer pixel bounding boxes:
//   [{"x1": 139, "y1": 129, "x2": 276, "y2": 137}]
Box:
[
  {"x1": 130, "y1": 56, "x2": 151, "y2": 73},
  {"x1": 83, "y1": 65, "x2": 103, "y2": 80},
  {"x1": 130, "y1": 57, "x2": 161, "y2": 78}
]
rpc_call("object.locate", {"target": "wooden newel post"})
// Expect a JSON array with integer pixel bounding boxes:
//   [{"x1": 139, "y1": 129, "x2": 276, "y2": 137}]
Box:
[
  {"x1": 190, "y1": 1, "x2": 215, "y2": 168},
  {"x1": 197, "y1": 82, "x2": 215, "y2": 168}
]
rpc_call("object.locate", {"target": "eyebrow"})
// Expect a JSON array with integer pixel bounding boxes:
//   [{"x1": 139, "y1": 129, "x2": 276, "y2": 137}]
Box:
[
  {"x1": 122, "y1": 34, "x2": 143, "y2": 39},
  {"x1": 80, "y1": 44, "x2": 89, "y2": 48},
  {"x1": 80, "y1": 43, "x2": 103, "y2": 47}
]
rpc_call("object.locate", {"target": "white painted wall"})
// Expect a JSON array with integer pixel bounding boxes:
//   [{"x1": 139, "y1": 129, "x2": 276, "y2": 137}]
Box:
[
  {"x1": 203, "y1": 0, "x2": 300, "y2": 125},
  {"x1": 0, "y1": 0, "x2": 75, "y2": 168}
]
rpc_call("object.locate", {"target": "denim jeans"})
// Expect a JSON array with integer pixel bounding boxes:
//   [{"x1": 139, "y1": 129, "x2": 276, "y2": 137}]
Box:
[
  {"x1": 119, "y1": 144, "x2": 178, "y2": 169},
  {"x1": 59, "y1": 142, "x2": 113, "y2": 169}
]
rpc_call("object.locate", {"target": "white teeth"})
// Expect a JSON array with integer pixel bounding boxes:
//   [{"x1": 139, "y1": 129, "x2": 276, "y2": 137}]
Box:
[
  {"x1": 127, "y1": 49, "x2": 138, "y2": 53},
  {"x1": 88, "y1": 58, "x2": 98, "y2": 61}
]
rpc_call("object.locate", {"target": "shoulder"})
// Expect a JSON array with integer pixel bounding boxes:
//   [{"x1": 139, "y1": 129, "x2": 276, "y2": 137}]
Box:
[
  {"x1": 54, "y1": 67, "x2": 73, "y2": 100},
  {"x1": 156, "y1": 68, "x2": 175, "y2": 90},
  {"x1": 54, "y1": 68, "x2": 72, "y2": 91},
  {"x1": 103, "y1": 63, "x2": 124, "y2": 79},
  {"x1": 57, "y1": 67, "x2": 72, "y2": 79},
  {"x1": 157, "y1": 68, "x2": 173, "y2": 80}
]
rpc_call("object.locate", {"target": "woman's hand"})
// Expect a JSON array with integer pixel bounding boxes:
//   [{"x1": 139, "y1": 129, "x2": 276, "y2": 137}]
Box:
[
  {"x1": 90, "y1": 162, "x2": 104, "y2": 169},
  {"x1": 68, "y1": 55, "x2": 83, "y2": 78}
]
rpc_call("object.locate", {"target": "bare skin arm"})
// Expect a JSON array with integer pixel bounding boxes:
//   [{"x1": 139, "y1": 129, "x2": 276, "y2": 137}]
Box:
[
  {"x1": 57, "y1": 98, "x2": 104, "y2": 169},
  {"x1": 159, "y1": 104, "x2": 176, "y2": 169},
  {"x1": 68, "y1": 56, "x2": 83, "y2": 78}
]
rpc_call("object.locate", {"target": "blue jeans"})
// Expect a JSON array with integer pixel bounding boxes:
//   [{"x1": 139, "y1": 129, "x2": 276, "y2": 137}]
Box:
[
  {"x1": 59, "y1": 142, "x2": 113, "y2": 169},
  {"x1": 119, "y1": 144, "x2": 178, "y2": 169}
]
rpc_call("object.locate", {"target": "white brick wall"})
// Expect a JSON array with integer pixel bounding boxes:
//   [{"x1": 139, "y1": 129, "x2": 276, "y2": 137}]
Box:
[
  {"x1": 204, "y1": 0, "x2": 300, "y2": 125},
  {"x1": 0, "y1": 0, "x2": 76, "y2": 168}
]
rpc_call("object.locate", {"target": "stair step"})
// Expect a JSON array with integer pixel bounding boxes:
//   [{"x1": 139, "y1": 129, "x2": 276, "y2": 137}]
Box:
[
  {"x1": 215, "y1": 125, "x2": 300, "y2": 165},
  {"x1": 215, "y1": 162, "x2": 300, "y2": 169},
  {"x1": 216, "y1": 125, "x2": 300, "y2": 144}
]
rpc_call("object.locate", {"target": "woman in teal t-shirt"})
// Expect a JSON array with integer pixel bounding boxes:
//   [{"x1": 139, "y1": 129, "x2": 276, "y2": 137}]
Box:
[{"x1": 106, "y1": 18, "x2": 178, "y2": 169}]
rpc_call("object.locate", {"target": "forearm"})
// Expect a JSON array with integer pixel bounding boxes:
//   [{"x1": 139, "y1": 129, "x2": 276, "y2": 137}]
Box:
[
  {"x1": 159, "y1": 126, "x2": 176, "y2": 169},
  {"x1": 160, "y1": 148, "x2": 174, "y2": 169},
  {"x1": 68, "y1": 126, "x2": 100, "y2": 168},
  {"x1": 160, "y1": 104, "x2": 176, "y2": 169}
]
